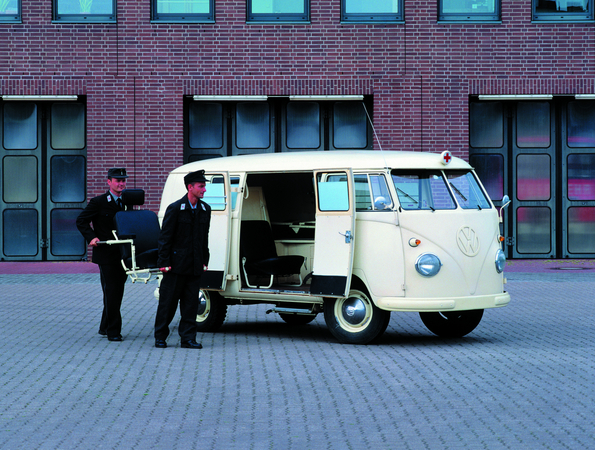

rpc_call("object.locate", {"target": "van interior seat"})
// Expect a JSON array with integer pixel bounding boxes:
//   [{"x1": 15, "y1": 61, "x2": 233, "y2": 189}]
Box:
[
  {"x1": 240, "y1": 220, "x2": 304, "y2": 289},
  {"x1": 113, "y1": 189, "x2": 161, "y2": 270}
]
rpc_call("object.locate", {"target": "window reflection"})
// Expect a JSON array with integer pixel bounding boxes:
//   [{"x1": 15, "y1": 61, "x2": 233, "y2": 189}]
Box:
[
  {"x1": 469, "y1": 154, "x2": 504, "y2": 201},
  {"x1": 333, "y1": 102, "x2": 367, "y2": 149},
  {"x1": 3, "y1": 102, "x2": 37, "y2": 150},
  {"x1": 535, "y1": 0, "x2": 588, "y2": 13},
  {"x1": 51, "y1": 156, "x2": 85, "y2": 203},
  {"x1": 470, "y1": 102, "x2": 503, "y2": 148},
  {"x1": 517, "y1": 154, "x2": 550, "y2": 201},
  {"x1": 567, "y1": 154, "x2": 595, "y2": 200},
  {"x1": 3, "y1": 209, "x2": 38, "y2": 256},
  {"x1": 568, "y1": 207, "x2": 595, "y2": 254},
  {"x1": 236, "y1": 103, "x2": 270, "y2": 149},
  {"x1": 51, "y1": 209, "x2": 85, "y2": 256},
  {"x1": 517, "y1": 102, "x2": 550, "y2": 148},
  {"x1": 286, "y1": 102, "x2": 320, "y2": 149},
  {"x1": 516, "y1": 207, "x2": 551, "y2": 254},
  {"x1": 568, "y1": 101, "x2": 595, "y2": 148},
  {"x1": 533, "y1": 0, "x2": 593, "y2": 20},
  {"x1": 3, "y1": 156, "x2": 38, "y2": 203},
  {"x1": 51, "y1": 103, "x2": 85, "y2": 149},
  {"x1": 189, "y1": 102, "x2": 223, "y2": 150}
]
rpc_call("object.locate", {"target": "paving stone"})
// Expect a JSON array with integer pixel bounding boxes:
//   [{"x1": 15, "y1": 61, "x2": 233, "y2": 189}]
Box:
[{"x1": 0, "y1": 271, "x2": 594, "y2": 449}]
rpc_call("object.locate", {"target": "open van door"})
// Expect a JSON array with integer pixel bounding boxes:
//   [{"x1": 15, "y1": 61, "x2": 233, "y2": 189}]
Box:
[
  {"x1": 200, "y1": 172, "x2": 231, "y2": 291},
  {"x1": 311, "y1": 169, "x2": 356, "y2": 297}
]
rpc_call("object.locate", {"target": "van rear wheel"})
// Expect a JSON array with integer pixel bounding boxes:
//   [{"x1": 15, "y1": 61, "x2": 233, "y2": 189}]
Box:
[
  {"x1": 324, "y1": 289, "x2": 390, "y2": 345},
  {"x1": 419, "y1": 309, "x2": 483, "y2": 338},
  {"x1": 196, "y1": 290, "x2": 227, "y2": 332}
]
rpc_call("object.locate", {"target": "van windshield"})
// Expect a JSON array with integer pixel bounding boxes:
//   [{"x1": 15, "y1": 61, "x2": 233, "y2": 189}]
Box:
[
  {"x1": 391, "y1": 171, "x2": 456, "y2": 211},
  {"x1": 446, "y1": 171, "x2": 492, "y2": 210}
]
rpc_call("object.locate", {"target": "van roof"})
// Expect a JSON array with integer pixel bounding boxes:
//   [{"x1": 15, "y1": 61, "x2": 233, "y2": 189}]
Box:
[{"x1": 172, "y1": 150, "x2": 472, "y2": 175}]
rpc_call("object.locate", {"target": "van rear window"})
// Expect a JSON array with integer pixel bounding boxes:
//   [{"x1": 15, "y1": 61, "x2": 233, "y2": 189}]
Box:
[{"x1": 392, "y1": 171, "x2": 456, "y2": 210}]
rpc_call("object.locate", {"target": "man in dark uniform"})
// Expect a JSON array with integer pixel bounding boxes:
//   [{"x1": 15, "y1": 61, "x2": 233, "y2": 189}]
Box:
[
  {"x1": 154, "y1": 169, "x2": 211, "y2": 349},
  {"x1": 76, "y1": 168, "x2": 129, "y2": 342}
]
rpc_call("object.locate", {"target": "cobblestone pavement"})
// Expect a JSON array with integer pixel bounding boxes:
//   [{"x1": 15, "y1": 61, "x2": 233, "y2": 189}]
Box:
[{"x1": 0, "y1": 270, "x2": 594, "y2": 450}]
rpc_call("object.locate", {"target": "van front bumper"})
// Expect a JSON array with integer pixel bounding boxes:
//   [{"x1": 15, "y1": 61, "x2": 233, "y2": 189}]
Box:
[{"x1": 375, "y1": 291, "x2": 511, "y2": 312}]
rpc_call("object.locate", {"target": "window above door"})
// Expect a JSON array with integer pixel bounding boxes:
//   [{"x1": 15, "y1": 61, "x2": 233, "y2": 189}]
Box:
[
  {"x1": 53, "y1": 0, "x2": 116, "y2": 23},
  {"x1": 532, "y1": 0, "x2": 593, "y2": 22},
  {"x1": 439, "y1": 0, "x2": 501, "y2": 22}
]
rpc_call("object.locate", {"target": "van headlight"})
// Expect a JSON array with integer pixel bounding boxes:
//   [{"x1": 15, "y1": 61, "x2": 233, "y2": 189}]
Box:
[
  {"x1": 495, "y1": 249, "x2": 506, "y2": 273},
  {"x1": 415, "y1": 253, "x2": 442, "y2": 277}
]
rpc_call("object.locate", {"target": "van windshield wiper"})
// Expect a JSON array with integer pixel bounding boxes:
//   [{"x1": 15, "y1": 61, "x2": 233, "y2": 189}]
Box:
[
  {"x1": 449, "y1": 183, "x2": 468, "y2": 202},
  {"x1": 397, "y1": 188, "x2": 418, "y2": 204}
]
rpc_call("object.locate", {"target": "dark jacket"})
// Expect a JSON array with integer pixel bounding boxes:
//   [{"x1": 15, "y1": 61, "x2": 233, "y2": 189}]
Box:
[
  {"x1": 76, "y1": 191, "x2": 128, "y2": 265},
  {"x1": 157, "y1": 194, "x2": 211, "y2": 276}
]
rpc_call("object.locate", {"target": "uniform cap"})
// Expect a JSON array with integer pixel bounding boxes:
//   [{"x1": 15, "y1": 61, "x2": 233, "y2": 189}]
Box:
[
  {"x1": 107, "y1": 168, "x2": 128, "y2": 179},
  {"x1": 184, "y1": 169, "x2": 206, "y2": 185}
]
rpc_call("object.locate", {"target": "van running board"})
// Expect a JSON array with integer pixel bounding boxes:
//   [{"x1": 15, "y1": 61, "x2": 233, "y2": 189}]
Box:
[
  {"x1": 241, "y1": 288, "x2": 310, "y2": 295},
  {"x1": 266, "y1": 307, "x2": 316, "y2": 315}
]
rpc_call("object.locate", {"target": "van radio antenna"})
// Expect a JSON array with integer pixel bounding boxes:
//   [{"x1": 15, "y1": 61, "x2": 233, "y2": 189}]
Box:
[
  {"x1": 362, "y1": 102, "x2": 384, "y2": 152},
  {"x1": 362, "y1": 101, "x2": 390, "y2": 170}
]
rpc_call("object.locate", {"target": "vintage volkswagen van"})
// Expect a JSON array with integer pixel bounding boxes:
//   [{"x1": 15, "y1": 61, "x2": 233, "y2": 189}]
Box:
[{"x1": 158, "y1": 150, "x2": 510, "y2": 344}]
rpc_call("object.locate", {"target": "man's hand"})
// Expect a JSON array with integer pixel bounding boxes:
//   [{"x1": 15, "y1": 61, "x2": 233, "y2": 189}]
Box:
[
  {"x1": 89, "y1": 237, "x2": 100, "y2": 247},
  {"x1": 159, "y1": 267, "x2": 172, "y2": 273}
]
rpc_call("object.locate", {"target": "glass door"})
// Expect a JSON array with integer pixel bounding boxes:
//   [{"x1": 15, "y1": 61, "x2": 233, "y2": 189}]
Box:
[
  {"x1": 561, "y1": 100, "x2": 595, "y2": 258},
  {"x1": 511, "y1": 101, "x2": 556, "y2": 258},
  {"x1": 1, "y1": 100, "x2": 87, "y2": 261}
]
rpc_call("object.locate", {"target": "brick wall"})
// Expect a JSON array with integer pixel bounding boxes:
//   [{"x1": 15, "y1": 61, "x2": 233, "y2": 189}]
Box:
[{"x1": 1, "y1": 0, "x2": 594, "y2": 211}]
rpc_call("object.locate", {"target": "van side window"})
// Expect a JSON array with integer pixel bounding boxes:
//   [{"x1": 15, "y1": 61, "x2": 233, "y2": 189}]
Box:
[
  {"x1": 317, "y1": 172, "x2": 349, "y2": 211},
  {"x1": 369, "y1": 174, "x2": 393, "y2": 210},
  {"x1": 203, "y1": 174, "x2": 227, "y2": 211},
  {"x1": 354, "y1": 174, "x2": 393, "y2": 210},
  {"x1": 230, "y1": 176, "x2": 240, "y2": 210},
  {"x1": 446, "y1": 171, "x2": 492, "y2": 210},
  {"x1": 328, "y1": 173, "x2": 393, "y2": 211},
  {"x1": 392, "y1": 171, "x2": 456, "y2": 210},
  {"x1": 354, "y1": 175, "x2": 372, "y2": 210}
]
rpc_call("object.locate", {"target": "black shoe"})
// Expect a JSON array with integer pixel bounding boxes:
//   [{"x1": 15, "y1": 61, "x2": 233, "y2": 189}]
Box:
[
  {"x1": 98, "y1": 330, "x2": 107, "y2": 336},
  {"x1": 155, "y1": 339, "x2": 167, "y2": 348},
  {"x1": 181, "y1": 340, "x2": 202, "y2": 349},
  {"x1": 108, "y1": 335, "x2": 123, "y2": 342}
]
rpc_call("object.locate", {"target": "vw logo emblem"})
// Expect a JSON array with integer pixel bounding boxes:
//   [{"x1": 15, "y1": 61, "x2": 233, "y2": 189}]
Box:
[{"x1": 457, "y1": 226, "x2": 480, "y2": 257}]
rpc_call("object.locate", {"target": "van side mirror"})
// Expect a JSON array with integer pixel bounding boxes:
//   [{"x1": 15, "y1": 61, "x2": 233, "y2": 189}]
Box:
[
  {"x1": 374, "y1": 196, "x2": 390, "y2": 210},
  {"x1": 499, "y1": 195, "x2": 511, "y2": 223}
]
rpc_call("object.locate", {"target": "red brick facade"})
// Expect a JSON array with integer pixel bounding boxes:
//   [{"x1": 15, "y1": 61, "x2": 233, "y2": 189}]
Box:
[{"x1": 2, "y1": 1, "x2": 594, "y2": 210}]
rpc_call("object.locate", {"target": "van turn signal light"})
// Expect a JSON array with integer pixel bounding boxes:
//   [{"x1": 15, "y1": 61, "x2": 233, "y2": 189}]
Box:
[{"x1": 409, "y1": 238, "x2": 421, "y2": 247}]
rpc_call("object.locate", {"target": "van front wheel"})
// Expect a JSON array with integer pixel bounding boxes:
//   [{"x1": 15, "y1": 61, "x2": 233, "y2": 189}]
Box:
[
  {"x1": 196, "y1": 290, "x2": 227, "y2": 332},
  {"x1": 324, "y1": 289, "x2": 390, "y2": 345},
  {"x1": 419, "y1": 309, "x2": 483, "y2": 338}
]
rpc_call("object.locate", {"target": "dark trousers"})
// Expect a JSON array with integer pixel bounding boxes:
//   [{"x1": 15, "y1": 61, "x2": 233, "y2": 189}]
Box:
[
  {"x1": 154, "y1": 272, "x2": 201, "y2": 341},
  {"x1": 99, "y1": 263, "x2": 128, "y2": 338}
]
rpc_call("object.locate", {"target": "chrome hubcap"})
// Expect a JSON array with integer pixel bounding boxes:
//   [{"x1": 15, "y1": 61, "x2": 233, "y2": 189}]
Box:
[{"x1": 341, "y1": 296, "x2": 367, "y2": 326}]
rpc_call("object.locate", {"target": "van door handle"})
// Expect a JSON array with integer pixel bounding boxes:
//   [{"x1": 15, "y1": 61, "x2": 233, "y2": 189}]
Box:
[{"x1": 339, "y1": 230, "x2": 353, "y2": 244}]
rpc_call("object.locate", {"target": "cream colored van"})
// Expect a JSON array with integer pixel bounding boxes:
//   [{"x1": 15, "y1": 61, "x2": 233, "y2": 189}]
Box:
[{"x1": 158, "y1": 150, "x2": 511, "y2": 344}]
